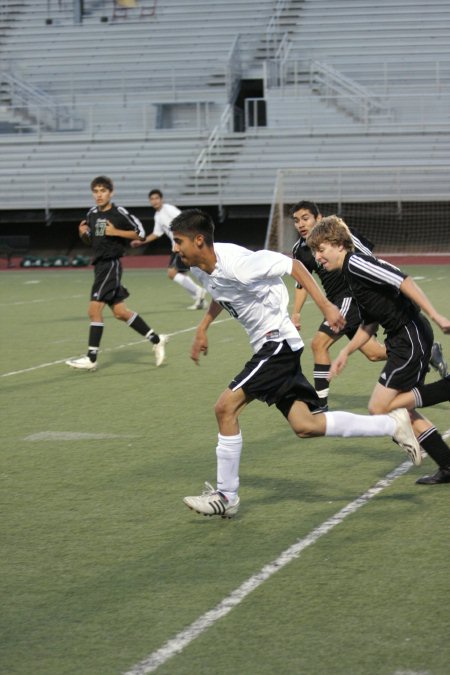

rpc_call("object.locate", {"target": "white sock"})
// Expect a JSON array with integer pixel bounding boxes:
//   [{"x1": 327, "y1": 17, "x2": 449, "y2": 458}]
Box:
[
  {"x1": 216, "y1": 432, "x2": 242, "y2": 501},
  {"x1": 173, "y1": 272, "x2": 199, "y2": 299},
  {"x1": 324, "y1": 411, "x2": 396, "y2": 437}
]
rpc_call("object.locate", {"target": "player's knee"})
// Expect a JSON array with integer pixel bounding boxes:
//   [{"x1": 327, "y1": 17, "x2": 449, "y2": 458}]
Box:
[
  {"x1": 214, "y1": 398, "x2": 228, "y2": 421},
  {"x1": 167, "y1": 268, "x2": 176, "y2": 279},
  {"x1": 368, "y1": 402, "x2": 387, "y2": 415},
  {"x1": 290, "y1": 417, "x2": 318, "y2": 438},
  {"x1": 88, "y1": 309, "x2": 100, "y2": 322},
  {"x1": 214, "y1": 398, "x2": 237, "y2": 425},
  {"x1": 311, "y1": 333, "x2": 325, "y2": 352},
  {"x1": 112, "y1": 307, "x2": 128, "y2": 321}
]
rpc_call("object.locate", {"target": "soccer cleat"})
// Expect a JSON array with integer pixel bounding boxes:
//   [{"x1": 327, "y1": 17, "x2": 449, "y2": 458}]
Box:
[
  {"x1": 416, "y1": 467, "x2": 450, "y2": 485},
  {"x1": 183, "y1": 481, "x2": 240, "y2": 518},
  {"x1": 65, "y1": 355, "x2": 97, "y2": 371},
  {"x1": 152, "y1": 334, "x2": 168, "y2": 367},
  {"x1": 429, "y1": 342, "x2": 448, "y2": 378},
  {"x1": 388, "y1": 408, "x2": 422, "y2": 466},
  {"x1": 187, "y1": 288, "x2": 207, "y2": 310}
]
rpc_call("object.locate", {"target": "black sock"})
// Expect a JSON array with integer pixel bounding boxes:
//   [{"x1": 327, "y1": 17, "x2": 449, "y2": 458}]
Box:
[
  {"x1": 87, "y1": 322, "x2": 104, "y2": 362},
  {"x1": 412, "y1": 377, "x2": 450, "y2": 407},
  {"x1": 128, "y1": 313, "x2": 159, "y2": 343},
  {"x1": 418, "y1": 428, "x2": 450, "y2": 469},
  {"x1": 313, "y1": 363, "x2": 330, "y2": 407}
]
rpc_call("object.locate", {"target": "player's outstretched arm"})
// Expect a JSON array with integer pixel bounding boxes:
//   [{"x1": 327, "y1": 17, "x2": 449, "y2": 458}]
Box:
[
  {"x1": 400, "y1": 276, "x2": 450, "y2": 334},
  {"x1": 191, "y1": 300, "x2": 223, "y2": 365},
  {"x1": 290, "y1": 260, "x2": 345, "y2": 332},
  {"x1": 130, "y1": 232, "x2": 160, "y2": 248},
  {"x1": 329, "y1": 323, "x2": 376, "y2": 379}
]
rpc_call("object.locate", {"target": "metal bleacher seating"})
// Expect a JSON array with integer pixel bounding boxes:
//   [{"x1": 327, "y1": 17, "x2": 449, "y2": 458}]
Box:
[{"x1": 0, "y1": 0, "x2": 449, "y2": 212}]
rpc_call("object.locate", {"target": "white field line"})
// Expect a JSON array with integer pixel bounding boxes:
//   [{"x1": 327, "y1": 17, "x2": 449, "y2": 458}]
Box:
[
  {"x1": 1, "y1": 318, "x2": 232, "y2": 378},
  {"x1": 124, "y1": 460, "x2": 413, "y2": 675},
  {"x1": 0, "y1": 293, "x2": 85, "y2": 307}
]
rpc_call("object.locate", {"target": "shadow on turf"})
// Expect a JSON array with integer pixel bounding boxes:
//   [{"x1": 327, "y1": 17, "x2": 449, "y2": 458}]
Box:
[{"x1": 242, "y1": 473, "x2": 422, "y2": 507}]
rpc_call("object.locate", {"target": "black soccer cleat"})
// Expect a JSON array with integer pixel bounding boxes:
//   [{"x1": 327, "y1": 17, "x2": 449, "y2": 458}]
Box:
[
  {"x1": 416, "y1": 467, "x2": 450, "y2": 485},
  {"x1": 429, "y1": 342, "x2": 448, "y2": 379}
]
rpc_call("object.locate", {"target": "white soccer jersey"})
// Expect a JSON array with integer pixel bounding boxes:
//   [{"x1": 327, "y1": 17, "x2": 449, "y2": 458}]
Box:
[
  {"x1": 190, "y1": 243, "x2": 303, "y2": 353},
  {"x1": 153, "y1": 203, "x2": 181, "y2": 249}
]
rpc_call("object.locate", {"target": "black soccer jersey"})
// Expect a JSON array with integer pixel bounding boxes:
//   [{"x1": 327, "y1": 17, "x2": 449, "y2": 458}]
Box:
[
  {"x1": 342, "y1": 252, "x2": 419, "y2": 335},
  {"x1": 85, "y1": 203, "x2": 145, "y2": 263},
  {"x1": 292, "y1": 227, "x2": 374, "y2": 301}
]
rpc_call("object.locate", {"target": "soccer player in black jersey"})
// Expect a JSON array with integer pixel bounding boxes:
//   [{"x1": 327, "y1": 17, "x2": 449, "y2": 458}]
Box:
[
  {"x1": 307, "y1": 215, "x2": 450, "y2": 485},
  {"x1": 66, "y1": 176, "x2": 167, "y2": 371},
  {"x1": 290, "y1": 201, "x2": 386, "y2": 409}
]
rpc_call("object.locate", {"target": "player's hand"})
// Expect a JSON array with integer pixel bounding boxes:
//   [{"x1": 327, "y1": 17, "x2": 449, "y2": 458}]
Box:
[
  {"x1": 104, "y1": 221, "x2": 118, "y2": 236},
  {"x1": 291, "y1": 312, "x2": 301, "y2": 331},
  {"x1": 78, "y1": 219, "x2": 89, "y2": 235},
  {"x1": 324, "y1": 302, "x2": 346, "y2": 333},
  {"x1": 130, "y1": 239, "x2": 145, "y2": 248},
  {"x1": 329, "y1": 351, "x2": 348, "y2": 379},
  {"x1": 191, "y1": 331, "x2": 208, "y2": 365},
  {"x1": 434, "y1": 314, "x2": 450, "y2": 334}
]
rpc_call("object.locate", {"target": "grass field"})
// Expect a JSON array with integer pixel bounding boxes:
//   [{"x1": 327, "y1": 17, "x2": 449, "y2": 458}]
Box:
[{"x1": 1, "y1": 265, "x2": 449, "y2": 675}]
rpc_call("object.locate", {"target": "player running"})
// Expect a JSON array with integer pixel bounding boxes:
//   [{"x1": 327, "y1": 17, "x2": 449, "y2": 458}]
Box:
[{"x1": 169, "y1": 209, "x2": 420, "y2": 518}]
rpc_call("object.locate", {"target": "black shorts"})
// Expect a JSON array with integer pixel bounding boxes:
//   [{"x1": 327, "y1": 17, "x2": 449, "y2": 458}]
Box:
[
  {"x1": 380, "y1": 315, "x2": 433, "y2": 391},
  {"x1": 229, "y1": 340, "x2": 322, "y2": 418},
  {"x1": 168, "y1": 251, "x2": 190, "y2": 273},
  {"x1": 318, "y1": 295, "x2": 362, "y2": 339},
  {"x1": 91, "y1": 259, "x2": 129, "y2": 306}
]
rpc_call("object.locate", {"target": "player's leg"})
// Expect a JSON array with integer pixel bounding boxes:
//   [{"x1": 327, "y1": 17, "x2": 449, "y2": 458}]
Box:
[
  {"x1": 387, "y1": 381, "x2": 450, "y2": 485},
  {"x1": 370, "y1": 380, "x2": 450, "y2": 484},
  {"x1": 358, "y1": 335, "x2": 386, "y2": 362},
  {"x1": 183, "y1": 386, "x2": 250, "y2": 517},
  {"x1": 285, "y1": 399, "x2": 420, "y2": 464},
  {"x1": 111, "y1": 301, "x2": 168, "y2": 366},
  {"x1": 389, "y1": 376, "x2": 450, "y2": 410},
  {"x1": 66, "y1": 299, "x2": 105, "y2": 370},
  {"x1": 271, "y1": 349, "x2": 420, "y2": 463},
  {"x1": 310, "y1": 328, "x2": 340, "y2": 409},
  {"x1": 429, "y1": 341, "x2": 448, "y2": 378}
]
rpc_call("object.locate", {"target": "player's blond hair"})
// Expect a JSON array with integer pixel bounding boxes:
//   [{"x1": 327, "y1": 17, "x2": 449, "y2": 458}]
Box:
[{"x1": 306, "y1": 215, "x2": 354, "y2": 253}]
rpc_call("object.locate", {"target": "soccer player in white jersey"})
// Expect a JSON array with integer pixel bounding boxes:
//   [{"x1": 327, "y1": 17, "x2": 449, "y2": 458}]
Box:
[
  {"x1": 307, "y1": 215, "x2": 450, "y2": 486},
  {"x1": 131, "y1": 189, "x2": 206, "y2": 309},
  {"x1": 169, "y1": 209, "x2": 421, "y2": 518}
]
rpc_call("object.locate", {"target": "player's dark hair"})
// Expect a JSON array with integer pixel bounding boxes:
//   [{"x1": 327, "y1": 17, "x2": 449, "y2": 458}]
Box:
[
  {"x1": 149, "y1": 189, "x2": 163, "y2": 198},
  {"x1": 170, "y1": 208, "x2": 215, "y2": 246},
  {"x1": 290, "y1": 200, "x2": 321, "y2": 218},
  {"x1": 306, "y1": 215, "x2": 354, "y2": 252},
  {"x1": 91, "y1": 175, "x2": 114, "y2": 192}
]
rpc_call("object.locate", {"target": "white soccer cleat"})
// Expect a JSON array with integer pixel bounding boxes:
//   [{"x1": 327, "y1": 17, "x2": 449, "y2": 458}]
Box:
[
  {"x1": 183, "y1": 481, "x2": 240, "y2": 518},
  {"x1": 389, "y1": 408, "x2": 422, "y2": 466},
  {"x1": 187, "y1": 288, "x2": 207, "y2": 310},
  {"x1": 65, "y1": 355, "x2": 97, "y2": 371},
  {"x1": 153, "y1": 334, "x2": 168, "y2": 367}
]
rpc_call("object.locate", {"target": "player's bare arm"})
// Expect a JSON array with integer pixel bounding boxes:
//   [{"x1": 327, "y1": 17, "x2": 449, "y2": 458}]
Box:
[
  {"x1": 329, "y1": 323, "x2": 377, "y2": 379},
  {"x1": 191, "y1": 300, "x2": 223, "y2": 365},
  {"x1": 291, "y1": 286, "x2": 308, "y2": 330},
  {"x1": 130, "y1": 232, "x2": 160, "y2": 248},
  {"x1": 290, "y1": 259, "x2": 345, "y2": 332},
  {"x1": 104, "y1": 221, "x2": 139, "y2": 239},
  {"x1": 400, "y1": 276, "x2": 450, "y2": 334}
]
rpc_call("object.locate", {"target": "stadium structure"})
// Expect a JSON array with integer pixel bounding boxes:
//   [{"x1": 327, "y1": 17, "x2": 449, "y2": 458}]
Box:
[{"x1": 0, "y1": 0, "x2": 449, "y2": 260}]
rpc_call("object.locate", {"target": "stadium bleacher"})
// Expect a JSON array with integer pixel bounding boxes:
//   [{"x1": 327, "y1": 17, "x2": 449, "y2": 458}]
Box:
[{"x1": 0, "y1": 0, "x2": 449, "y2": 251}]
